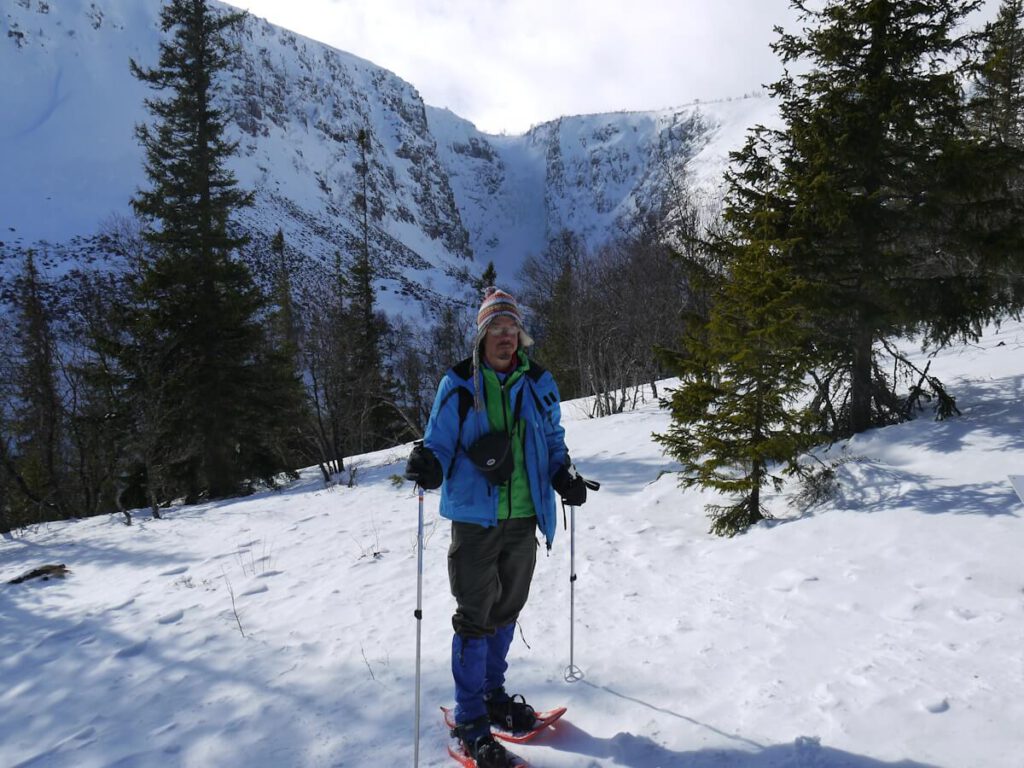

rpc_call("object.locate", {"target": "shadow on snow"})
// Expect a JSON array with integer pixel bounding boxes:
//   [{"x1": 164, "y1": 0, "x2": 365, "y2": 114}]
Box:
[{"x1": 542, "y1": 680, "x2": 937, "y2": 768}]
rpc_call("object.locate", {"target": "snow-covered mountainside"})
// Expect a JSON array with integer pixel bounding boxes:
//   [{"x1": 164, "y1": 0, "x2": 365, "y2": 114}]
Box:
[{"x1": 0, "y1": 0, "x2": 777, "y2": 314}]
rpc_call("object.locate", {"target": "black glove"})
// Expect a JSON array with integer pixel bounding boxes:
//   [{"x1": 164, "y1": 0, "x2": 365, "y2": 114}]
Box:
[
  {"x1": 404, "y1": 443, "x2": 442, "y2": 490},
  {"x1": 552, "y1": 462, "x2": 587, "y2": 506}
]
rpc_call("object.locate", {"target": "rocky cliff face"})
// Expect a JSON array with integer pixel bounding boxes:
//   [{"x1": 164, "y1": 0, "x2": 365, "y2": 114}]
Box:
[{"x1": 0, "y1": 0, "x2": 776, "y2": 315}]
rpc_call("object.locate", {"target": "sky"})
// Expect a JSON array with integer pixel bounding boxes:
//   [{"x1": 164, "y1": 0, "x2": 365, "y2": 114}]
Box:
[
  {"x1": 219, "y1": 0, "x2": 804, "y2": 135},
  {"x1": 221, "y1": 0, "x2": 1003, "y2": 136}
]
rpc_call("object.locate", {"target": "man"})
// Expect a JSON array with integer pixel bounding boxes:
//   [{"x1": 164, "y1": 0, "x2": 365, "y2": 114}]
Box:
[{"x1": 405, "y1": 287, "x2": 588, "y2": 767}]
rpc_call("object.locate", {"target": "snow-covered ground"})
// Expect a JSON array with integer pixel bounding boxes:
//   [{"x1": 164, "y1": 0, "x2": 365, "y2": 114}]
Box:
[{"x1": 2, "y1": 320, "x2": 1023, "y2": 768}]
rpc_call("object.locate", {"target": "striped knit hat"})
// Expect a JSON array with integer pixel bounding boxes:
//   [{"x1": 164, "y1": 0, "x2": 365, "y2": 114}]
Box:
[
  {"x1": 474, "y1": 286, "x2": 534, "y2": 348},
  {"x1": 471, "y1": 286, "x2": 533, "y2": 409},
  {"x1": 476, "y1": 287, "x2": 530, "y2": 337}
]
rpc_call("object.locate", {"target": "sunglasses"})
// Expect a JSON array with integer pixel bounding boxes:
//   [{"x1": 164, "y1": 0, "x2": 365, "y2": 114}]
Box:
[{"x1": 486, "y1": 324, "x2": 520, "y2": 337}]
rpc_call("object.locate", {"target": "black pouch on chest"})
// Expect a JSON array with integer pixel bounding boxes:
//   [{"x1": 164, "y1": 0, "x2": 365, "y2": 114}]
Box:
[
  {"x1": 467, "y1": 432, "x2": 514, "y2": 485},
  {"x1": 467, "y1": 386, "x2": 524, "y2": 486}
]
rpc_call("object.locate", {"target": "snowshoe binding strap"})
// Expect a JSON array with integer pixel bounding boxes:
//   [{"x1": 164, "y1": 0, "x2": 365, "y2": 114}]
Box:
[
  {"x1": 451, "y1": 717, "x2": 512, "y2": 768},
  {"x1": 471, "y1": 735, "x2": 513, "y2": 768},
  {"x1": 488, "y1": 693, "x2": 536, "y2": 732}
]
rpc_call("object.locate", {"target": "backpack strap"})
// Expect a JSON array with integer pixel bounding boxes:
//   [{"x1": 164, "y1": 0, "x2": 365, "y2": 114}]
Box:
[
  {"x1": 451, "y1": 357, "x2": 474, "y2": 381},
  {"x1": 438, "y1": 385, "x2": 475, "y2": 479},
  {"x1": 513, "y1": 386, "x2": 525, "y2": 426}
]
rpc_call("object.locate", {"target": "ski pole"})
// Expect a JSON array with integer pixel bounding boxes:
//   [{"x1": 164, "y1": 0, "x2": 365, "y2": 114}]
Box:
[
  {"x1": 564, "y1": 501, "x2": 583, "y2": 682},
  {"x1": 414, "y1": 481, "x2": 424, "y2": 766},
  {"x1": 563, "y1": 475, "x2": 599, "y2": 684}
]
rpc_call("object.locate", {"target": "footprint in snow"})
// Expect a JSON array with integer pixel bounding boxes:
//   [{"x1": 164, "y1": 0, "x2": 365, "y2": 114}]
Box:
[
  {"x1": 770, "y1": 570, "x2": 820, "y2": 592},
  {"x1": 159, "y1": 566, "x2": 189, "y2": 576},
  {"x1": 950, "y1": 606, "x2": 979, "y2": 621},
  {"x1": 114, "y1": 640, "x2": 148, "y2": 658},
  {"x1": 240, "y1": 584, "x2": 269, "y2": 597},
  {"x1": 924, "y1": 698, "x2": 951, "y2": 714},
  {"x1": 157, "y1": 610, "x2": 184, "y2": 625}
]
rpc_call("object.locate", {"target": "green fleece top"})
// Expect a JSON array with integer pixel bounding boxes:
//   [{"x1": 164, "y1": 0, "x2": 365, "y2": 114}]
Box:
[{"x1": 481, "y1": 350, "x2": 536, "y2": 520}]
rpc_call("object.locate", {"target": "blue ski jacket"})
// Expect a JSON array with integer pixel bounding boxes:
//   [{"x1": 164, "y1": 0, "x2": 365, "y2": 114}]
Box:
[{"x1": 423, "y1": 355, "x2": 569, "y2": 549}]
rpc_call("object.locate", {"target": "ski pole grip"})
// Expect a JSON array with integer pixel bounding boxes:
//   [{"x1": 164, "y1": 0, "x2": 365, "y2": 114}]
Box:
[{"x1": 583, "y1": 478, "x2": 600, "y2": 491}]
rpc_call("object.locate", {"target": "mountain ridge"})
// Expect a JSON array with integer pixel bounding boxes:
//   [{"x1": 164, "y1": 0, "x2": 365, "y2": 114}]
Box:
[{"x1": 0, "y1": 0, "x2": 778, "y2": 314}]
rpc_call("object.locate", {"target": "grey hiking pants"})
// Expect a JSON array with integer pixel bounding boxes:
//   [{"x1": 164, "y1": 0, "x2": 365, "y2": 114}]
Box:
[{"x1": 448, "y1": 517, "x2": 538, "y2": 637}]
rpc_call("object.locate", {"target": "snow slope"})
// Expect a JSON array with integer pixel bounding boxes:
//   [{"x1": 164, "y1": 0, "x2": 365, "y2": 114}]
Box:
[{"x1": 2, "y1": 321, "x2": 1023, "y2": 767}]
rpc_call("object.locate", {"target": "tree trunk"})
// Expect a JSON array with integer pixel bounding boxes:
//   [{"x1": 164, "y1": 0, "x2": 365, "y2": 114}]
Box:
[
  {"x1": 849, "y1": 327, "x2": 874, "y2": 434},
  {"x1": 749, "y1": 476, "x2": 762, "y2": 526}
]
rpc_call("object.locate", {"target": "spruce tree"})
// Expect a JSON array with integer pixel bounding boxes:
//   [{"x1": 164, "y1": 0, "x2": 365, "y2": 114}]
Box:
[
  {"x1": 479, "y1": 261, "x2": 498, "y2": 291},
  {"x1": 945, "y1": 0, "x2": 1024, "y2": 329},
  {"x1": 346, "y1": 127, "x2": 398, "y2": 453},
  {"x1": 657, "y1": 246, "x2": 815, "y2": 536},
  {"x1": 756, "y1": 0, "x2": 1013, "y2": 435},
  {"x1": 62, "y1": 272, "x2": 133, "y2": 521},
  {"x1": 130, "y1": 0, "x2": 253, "y2": 259},
  {"x1": 127, "y1": 0, "x2": 300, "y2": 501},
  {"x1": 658, "y1": 129, "x2": 816, "y2": 536},
  {"x1": 972, "y1": 0, "x2": 1024, "y2": 145},
  {"x1": 0, "y1": 432, "x2": 11, "y2": 533},
  {"x1": 0, "y1": 316, "x2": 14, "y2": 533},
  {"x1": 269, "y1": 228, "x2": 300, "y2": 354},
  {"x1": 349, "y1": 127, "x2": 380, "y2": 453},
  {"x1": 7, "y1": 252, "x2": 67, "y2": 521}
]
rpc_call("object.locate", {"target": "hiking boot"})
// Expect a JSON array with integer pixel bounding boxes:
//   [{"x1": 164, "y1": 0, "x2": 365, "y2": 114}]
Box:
[
  {"x1": 485, "y1": 687, "x2": 537, "y2": 732},
  {"x1": 451, "y1": 715, "x2": 512, "y2": 768}
]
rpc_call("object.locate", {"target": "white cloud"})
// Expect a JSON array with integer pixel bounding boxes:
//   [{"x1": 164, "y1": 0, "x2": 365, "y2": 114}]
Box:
[{"x1": 222, "y1": 0, "x2": 1000, "y2": 135}]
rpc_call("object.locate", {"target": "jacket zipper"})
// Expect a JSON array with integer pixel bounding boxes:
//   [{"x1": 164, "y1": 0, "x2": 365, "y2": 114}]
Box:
[{"x1": 502, "y1": 380, "x2": 513, "y2": 520}]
